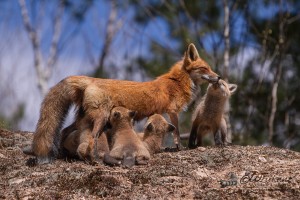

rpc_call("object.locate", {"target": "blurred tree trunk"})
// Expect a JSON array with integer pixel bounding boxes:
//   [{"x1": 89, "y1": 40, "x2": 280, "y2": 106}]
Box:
[
  {"x1": 222, "y1": 0, "x2": 232, "y2": 143},
  {"x1": 95, "y1": 0, "x2": 123, "y2": 78},
  {"x1": 18, "y1": 0, "x2": 64, "y2": 96},
  {"x1": 268, "y1": 0, "x2": 284, "y2": 145}
]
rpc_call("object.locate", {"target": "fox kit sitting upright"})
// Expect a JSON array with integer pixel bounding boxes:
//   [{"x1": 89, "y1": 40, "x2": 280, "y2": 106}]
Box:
[
  {"x1": 105, "y1": 106, "x2": 151, "y2": 168},
  {"x1": 138, "y1": 114, "x2": 175, "y2": 155},
  {"x1": 188, "y1": 78, "x2": 237, "y2": 148}
]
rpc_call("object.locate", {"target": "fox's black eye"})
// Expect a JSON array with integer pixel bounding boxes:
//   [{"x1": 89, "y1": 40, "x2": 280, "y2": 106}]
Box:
[
  {"x1": 192, "y1": 66, "x2": 207, "y2": 71},
  {"x1": 199, "y1": 66, "x2": 208, "y2": 71}
]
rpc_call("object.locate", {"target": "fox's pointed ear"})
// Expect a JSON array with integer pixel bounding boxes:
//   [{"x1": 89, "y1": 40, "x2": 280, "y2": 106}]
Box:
[
  {"x1": 113, "y1": 111, "x2": 121, "y2": 119},
  {"x1": 228, "y1": 84, "x2": 237, "y2": 94},
  {"x1": 184, "y1": 43, "x2": 200, "y2": 63},
  {"x1": 146, "y1": 122, "x2": 153, "y2": 132},
  {"x1": 129, "y1": 111, "x2": 137, "y2": 119},
  {"x1": 167, "y1": 123, "x2": 176, "y2": 132}
]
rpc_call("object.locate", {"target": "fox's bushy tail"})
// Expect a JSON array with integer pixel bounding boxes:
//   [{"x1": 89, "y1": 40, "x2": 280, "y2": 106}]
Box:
[{"x1": 32, "y1": 76, "x2": 91, "y2": 157}]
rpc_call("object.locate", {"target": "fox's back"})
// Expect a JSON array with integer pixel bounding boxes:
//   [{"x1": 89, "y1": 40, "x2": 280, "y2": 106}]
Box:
[{"x1": 92, "y1": 78, "x2": 172, "y2": 120}]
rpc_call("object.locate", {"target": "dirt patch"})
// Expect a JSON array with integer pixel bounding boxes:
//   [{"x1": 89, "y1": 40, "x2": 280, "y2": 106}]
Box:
[{"x1": 1, "y1": 129, "x2": 300, "y2": 199}]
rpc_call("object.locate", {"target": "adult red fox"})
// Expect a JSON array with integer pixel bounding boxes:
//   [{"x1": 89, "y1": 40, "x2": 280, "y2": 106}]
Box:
[
  {"x1": 188, "y1": 78, "x2": 237, "y2": 148},
  {"x1": 31, "y1": 43, "x2": 219, "y2": 164}
]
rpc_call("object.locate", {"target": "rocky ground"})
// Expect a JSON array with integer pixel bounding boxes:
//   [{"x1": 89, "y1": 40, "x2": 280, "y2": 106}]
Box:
[{"x1": 1, "y1": 128, "x2": 300, "y2": 199}]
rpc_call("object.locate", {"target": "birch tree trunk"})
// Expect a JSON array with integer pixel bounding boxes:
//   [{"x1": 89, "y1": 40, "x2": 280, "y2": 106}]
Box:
[
  {"x1": 95, "y1": 0, "x2": 123, "y2": 78},
  {"x1": 222, "y1": 0, "x2": 232, "y2": 143},
  {"x1": 18, "y1": 0, "x2": 64, "y2": 96},
  {"x1": 268, "y1": 0, "x2": 284, "y2": 145}
]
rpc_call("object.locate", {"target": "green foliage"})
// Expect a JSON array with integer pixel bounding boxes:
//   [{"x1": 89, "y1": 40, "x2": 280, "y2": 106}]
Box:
[{"x1": 125, "y1": 0, "x2": 300, "y2": 151}]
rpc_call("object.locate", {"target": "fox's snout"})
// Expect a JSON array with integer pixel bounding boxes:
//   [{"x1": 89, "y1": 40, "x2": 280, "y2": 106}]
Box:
[{"x1": 201, "y1": 74, "x2": 221, "y2": 83}]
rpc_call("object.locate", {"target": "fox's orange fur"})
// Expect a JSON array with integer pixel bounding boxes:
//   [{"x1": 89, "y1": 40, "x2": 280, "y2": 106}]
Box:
[
  {"x1": 138, "y1": 114, "x2": 175, "y2": 155},
  {"x1": 188, "y1": 79, "x2": 237, "y2": 148},
  {"x1": 106, "y1": 107, "x2": 150, "y2": 168},
  {"x1": 32, "y1": 43, "x2": 219, "y2": 164}
]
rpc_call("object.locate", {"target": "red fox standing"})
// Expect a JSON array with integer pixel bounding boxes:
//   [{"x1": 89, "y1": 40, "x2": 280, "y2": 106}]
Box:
[
  {"x1": 188, "y1": 78, "x2": 237, "y2": 148},
  {"x1": 30, "y1": 43, "x2": 219, "y2": 164}
]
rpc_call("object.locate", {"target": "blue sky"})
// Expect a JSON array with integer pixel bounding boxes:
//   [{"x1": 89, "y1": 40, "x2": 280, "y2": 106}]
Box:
[
  {"x1": 0, "y1": 0, "x2": 177, "y2": 130},
  {"x1": 0, "y1": 0, "x2": 293, "y2": 131}
]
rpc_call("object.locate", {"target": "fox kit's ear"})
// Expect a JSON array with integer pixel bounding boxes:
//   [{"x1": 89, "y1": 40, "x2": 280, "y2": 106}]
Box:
[
  {"x1": 146, "y1": 122, "x2": 154, "y2": 132},
  {"x1": 129, "y1": 111, "x2": 137, "y2": 119},
  {"x1": 228, "y1": 84, "x2": 237, "y2": 94},
  {"x1": 184, "y1": 43, "x2": 200, "y2": 63},
  {"x1": 167, "y1": 123, "x2": 176, "y2": 132},
  {"x1": 113, "y1": 111, "x2": 121, "y2": 119}
]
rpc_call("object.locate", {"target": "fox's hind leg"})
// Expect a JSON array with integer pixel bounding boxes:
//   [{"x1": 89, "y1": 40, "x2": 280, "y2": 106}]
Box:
[{"x1": 220, "y1": 118, "x2": 229, "y2": 145}]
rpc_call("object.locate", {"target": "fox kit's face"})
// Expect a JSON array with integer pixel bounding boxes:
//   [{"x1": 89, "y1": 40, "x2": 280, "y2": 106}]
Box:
[
  {"x1": 109, "y1": 106, "x2": 136, "y2": 126},
  {"x1": 144, "y1": 114, "x2": 175, "y2": 137},
  {"x1": 208, "y1": 79, "x2": 237, "y2": 97},
  {"x1": 183, "y1": 44, "x2": 219, "y2": 85}
]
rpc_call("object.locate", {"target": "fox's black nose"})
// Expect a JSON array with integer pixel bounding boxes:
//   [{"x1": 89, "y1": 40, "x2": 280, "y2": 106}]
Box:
[{"x1": 217, "y1": 76, "x2": 221, "y2": 80}]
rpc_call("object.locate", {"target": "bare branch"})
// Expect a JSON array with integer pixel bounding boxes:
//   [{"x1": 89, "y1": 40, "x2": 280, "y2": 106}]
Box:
[
  {"x1": 222, "y1": 0, "x2": 233, "y2": 143},
  {"x1": 18, "y1": 0, "x2": 48, "y2": 96},
  {"x1": 46, "y1": 1, "x2": 64, "y2": 77},
  {"x1": 96, "y1": 0, "x2": 124, "y2": 77},
  {"x1": 268, "y1": 0, "x2": 285, "y2": 144},
  {"x1": 223, "y1": 0, "x2": 230, "y2": 80}
]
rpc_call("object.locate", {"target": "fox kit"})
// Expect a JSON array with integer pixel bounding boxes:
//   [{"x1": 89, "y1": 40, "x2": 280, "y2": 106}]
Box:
[
  {"x1": 31, "y1": 43, "x2": 219, "y2": 164},
  {"x1": 61, "y1": 127, "x2": 109, "y2": 163},
  {"x1": 188, "y1": 79, "x2": 237, "y2": 148},
  {"x1": 138, "y1": 114, "x2": 175, "y2": 155},
  {"x1": 59, "y1": 106, "x2": 119, "y2": 165},
  {"x1": 105, "y1": 106, "x2": 150, "y2": 168}
]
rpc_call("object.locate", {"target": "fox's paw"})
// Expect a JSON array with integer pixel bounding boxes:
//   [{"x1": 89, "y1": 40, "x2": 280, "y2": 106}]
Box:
[
  {"x1": 188, "y1": 140, "x2": 198, "y2": 149},
  {"x1": 26, "y1": 157, "x2": 38, "y2": 167},
  {"x1": 176, "y1": 143, "x2": 186, "y2": 151},
  {"x1": 163, "y1": 146, "x2": 180, "y2": 152},
  {"x1": 90, "y1": 157, "x2": 104, "y2": 166},
  {"x1": 103, "y1": 153, "x2": 121, "y2": 167},
  {"x1": 122, "y1": 156, "x2": 135, "y2": 168},
  {"x1": 26, "y1": 156, "x2": 54, "y2": 167}
]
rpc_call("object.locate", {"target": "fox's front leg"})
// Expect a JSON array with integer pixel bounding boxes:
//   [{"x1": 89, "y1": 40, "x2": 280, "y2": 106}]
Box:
[
  {"x1": 220, "y1": 118, "x2": 229, "y2": 145},
  {"x1": 214, "y1": 129, "x2": 223, "y2": 146},
  {"x1": 90, "y1": 115, "x2": 107, "y2": 162},
  {"x1": 188, "y1": 120, "x2": 199, "y2": 149},
  {"x1": 91, "y1": 115, "x2": 107, "y2": 138},
  {"x1": 168, "y1": 112, "x2": 181, "y2": 150}
]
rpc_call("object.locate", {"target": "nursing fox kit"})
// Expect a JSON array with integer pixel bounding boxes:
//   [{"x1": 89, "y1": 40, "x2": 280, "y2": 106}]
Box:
[{"x1": 29, "y1": 43, "x2": 220, "y2": 164}]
